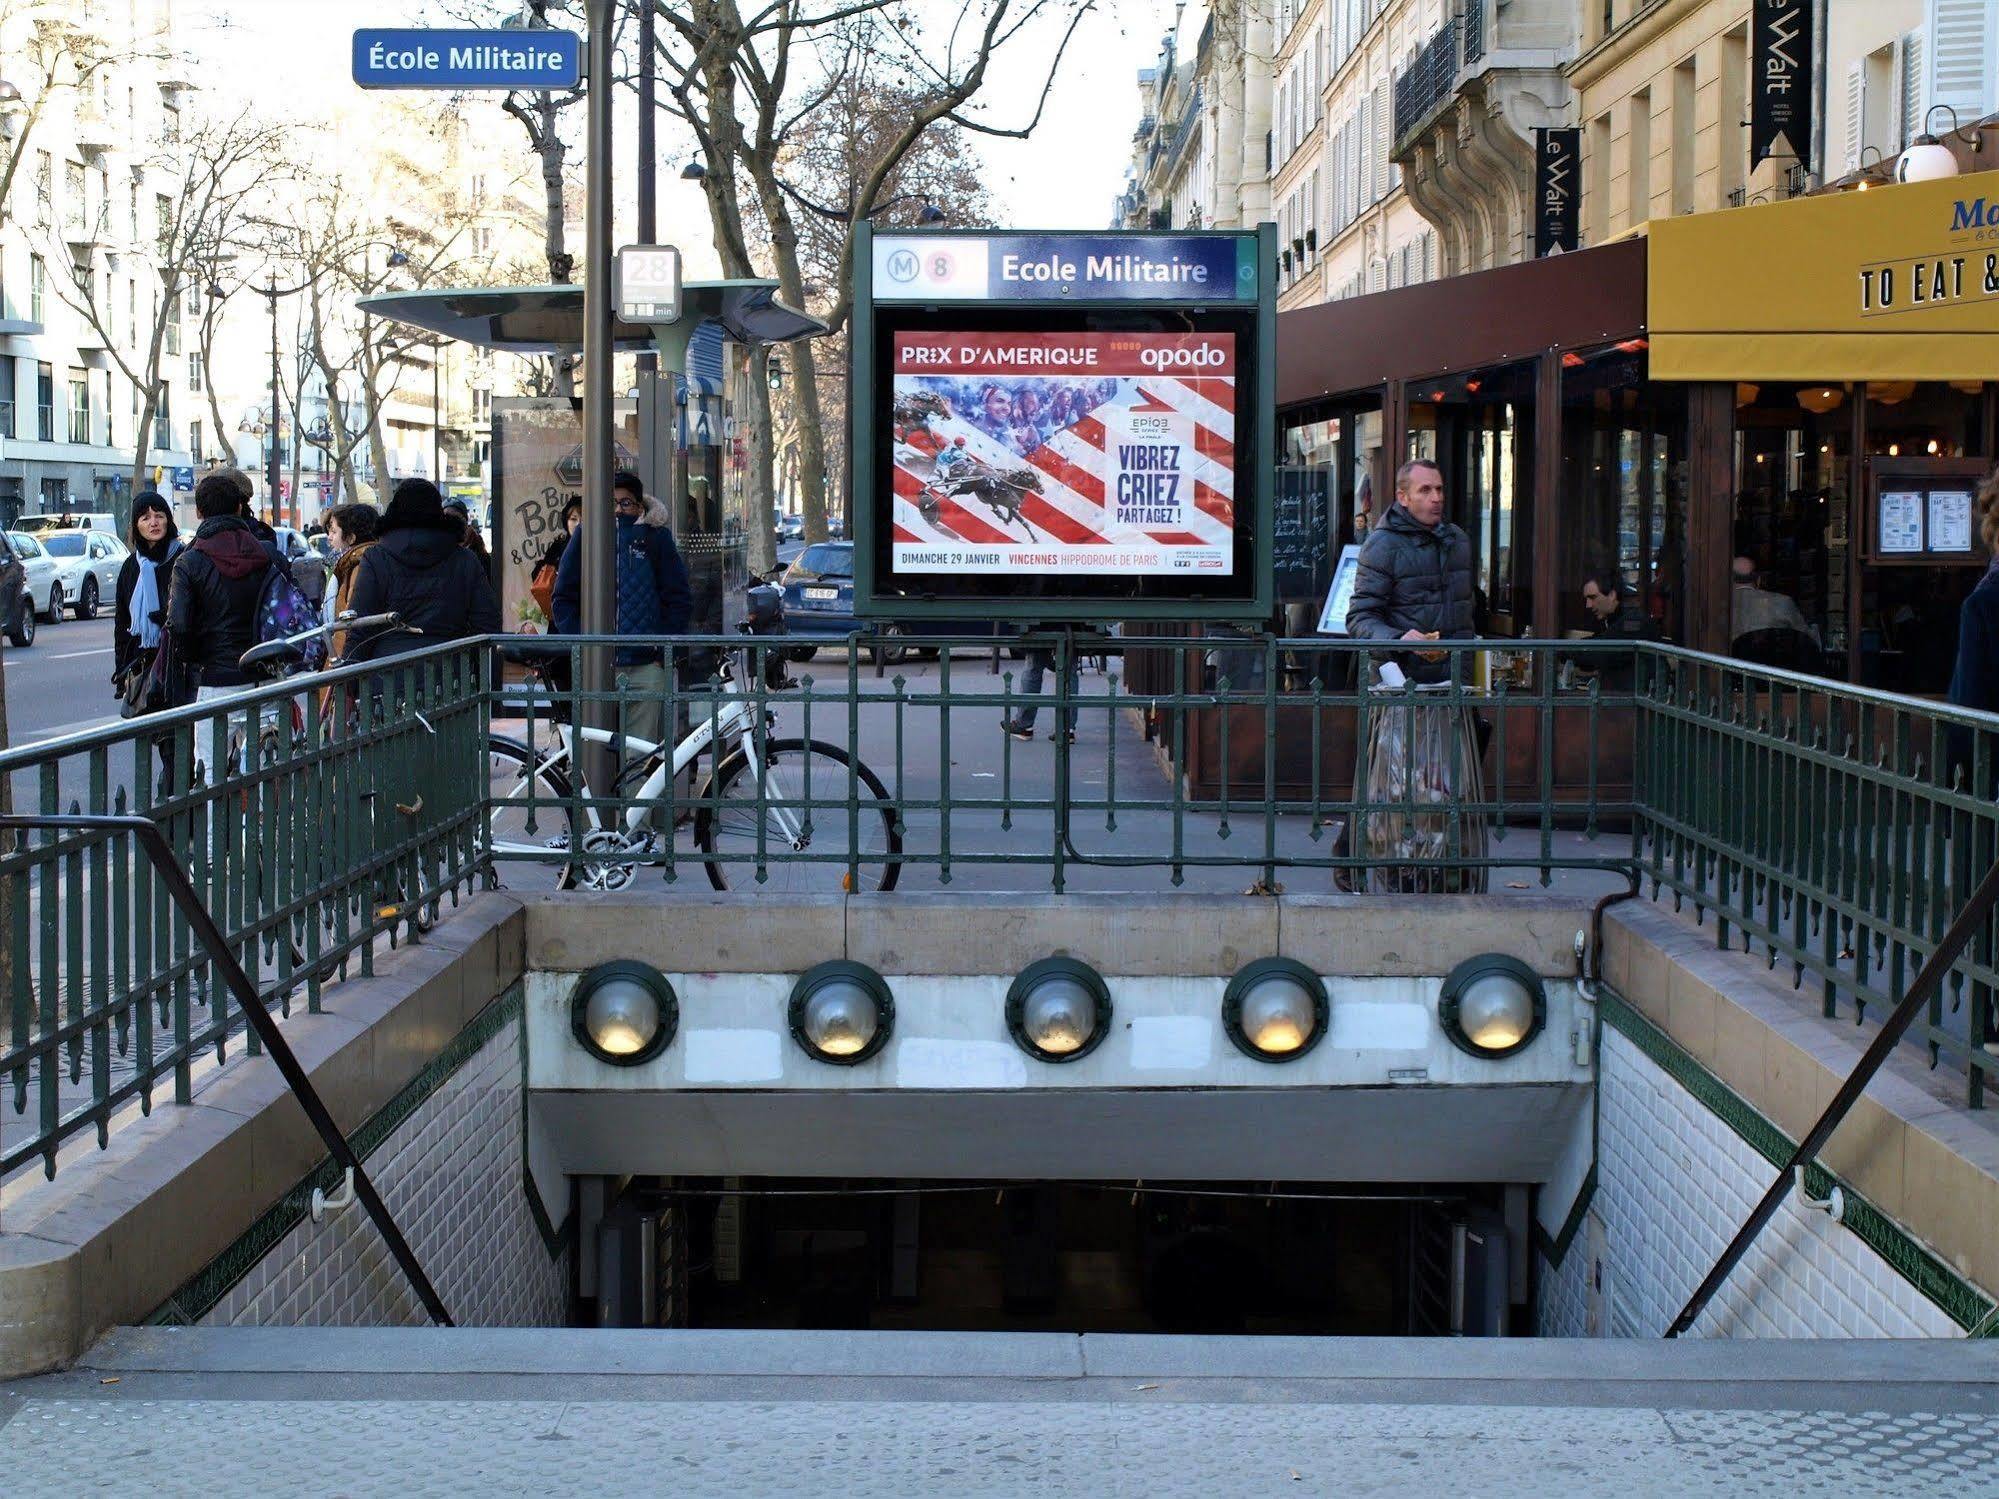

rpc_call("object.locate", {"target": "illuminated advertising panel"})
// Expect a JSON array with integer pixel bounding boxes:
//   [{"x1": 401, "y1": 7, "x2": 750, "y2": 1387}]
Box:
[
  {"x1": 888, "y1": 331, "x2": 1235, "y2": 578},
  {"x1": 852, "y1": 225, "x2": 1274, "y2": 622}
]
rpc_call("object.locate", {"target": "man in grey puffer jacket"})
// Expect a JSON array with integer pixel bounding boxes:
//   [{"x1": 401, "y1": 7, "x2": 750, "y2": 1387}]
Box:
[{"x1": 1345, "y1": 458, "x2": 1473, "y2": 683}]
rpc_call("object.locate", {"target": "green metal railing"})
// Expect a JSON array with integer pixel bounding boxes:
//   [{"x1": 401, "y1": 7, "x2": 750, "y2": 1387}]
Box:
[
  {"x1": 1638, "y1": 646, "x2": 1999, "y2": 1107},
  {"x1": 2, "y1": 640, "x2": 488, "y2": 1182},
  {"x1": 9, "y1": 628, "x2": 1999, "y2": 1189}
]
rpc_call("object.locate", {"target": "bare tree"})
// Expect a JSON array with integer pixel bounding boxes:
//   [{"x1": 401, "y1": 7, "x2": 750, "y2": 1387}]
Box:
[
  {"x1": 44, "y1": 107, "x2": 286, "y2": 496},
  {"x1": 660, "y1": 0, "x2": 1089, "y2": 547}
]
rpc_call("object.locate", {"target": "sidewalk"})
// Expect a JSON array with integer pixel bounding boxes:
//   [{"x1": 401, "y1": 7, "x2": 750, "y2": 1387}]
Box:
[{"x1": 4, "y1": 1328, "x2": 1994, "y2": 1496}]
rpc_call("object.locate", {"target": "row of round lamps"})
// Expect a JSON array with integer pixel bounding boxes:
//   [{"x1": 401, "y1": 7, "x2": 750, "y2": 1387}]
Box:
[{"x1": 570, "y1": 954, "x2": 1547, "y2": 1070}]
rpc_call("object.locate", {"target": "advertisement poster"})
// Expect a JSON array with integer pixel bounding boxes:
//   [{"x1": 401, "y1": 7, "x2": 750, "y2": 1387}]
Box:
[
  {"x1": 887, "y1": 330, "x2": 1236, "y2": 577},
  {"x1": 491, "y1": 399, "x2": 639, "y2": 631}
]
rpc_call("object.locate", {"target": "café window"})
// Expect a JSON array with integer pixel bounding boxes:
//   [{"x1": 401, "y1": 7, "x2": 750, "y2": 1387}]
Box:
[
  {"x1": 1406, "y1": 360, "x2": 1535, "y2": 635},
  {"x1": 1560, "y1": 342, "x2": 1687, "y2": 645},
  {"x1": 1730, "y1": 381, "x2": 1849, "y2": 678},
  {"x1": 1276, "y1": 393, "x2": 1381, "y2": 632}
]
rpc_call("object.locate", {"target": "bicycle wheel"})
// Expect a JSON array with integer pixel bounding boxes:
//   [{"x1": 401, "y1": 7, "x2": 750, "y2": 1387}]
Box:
[
  {"x1": 696, "y1": 737, "x2": 900, "y2": 892},
  {"x1": 485, "y1": 735, "x2": 582, "y2": 892}
]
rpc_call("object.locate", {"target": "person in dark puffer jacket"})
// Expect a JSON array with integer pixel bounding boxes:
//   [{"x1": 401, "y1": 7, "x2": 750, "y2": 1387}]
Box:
[
  {"x1": 1345, "y1": 458, "x2": 1474, "y2": 684},
  {"x1": 346, "y1": 478, "x2": 502, "y2": 664},
  {"x1": 167, "y1": 474, "x2": 282, "y2": 696},
  {"x1": 551, "y1": 470, "x2": 692, "y2": 754}
]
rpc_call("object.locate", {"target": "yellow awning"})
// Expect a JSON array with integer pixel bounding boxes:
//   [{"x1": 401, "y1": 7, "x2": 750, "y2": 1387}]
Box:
[{"x1": 1648, "y1": 170, "x2": 1999, "y2": 381}]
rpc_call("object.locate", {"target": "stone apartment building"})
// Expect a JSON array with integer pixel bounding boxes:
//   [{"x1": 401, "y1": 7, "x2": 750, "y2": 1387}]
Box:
[{"x1": 0, "y1": 0, "x2": 194, "y2": 525}]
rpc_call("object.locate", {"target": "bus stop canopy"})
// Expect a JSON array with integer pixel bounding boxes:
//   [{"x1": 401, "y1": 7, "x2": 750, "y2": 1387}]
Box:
[{"x1": 355, "y1": 279, "x2": 828, "y2": 353}]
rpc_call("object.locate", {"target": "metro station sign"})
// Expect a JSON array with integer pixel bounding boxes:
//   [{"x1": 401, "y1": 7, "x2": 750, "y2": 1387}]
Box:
[
  {"x1": 873, "y1": 232, "x2": 1259, "y2": 303},
  {"x1": 352, "y1": 28, "x2": 583, "y2": 91}
]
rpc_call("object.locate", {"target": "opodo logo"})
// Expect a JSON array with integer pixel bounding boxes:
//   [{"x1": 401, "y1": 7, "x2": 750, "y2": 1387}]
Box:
[{"x1": 1139, "y1": 343, "x2": 1228, "y2": 371}]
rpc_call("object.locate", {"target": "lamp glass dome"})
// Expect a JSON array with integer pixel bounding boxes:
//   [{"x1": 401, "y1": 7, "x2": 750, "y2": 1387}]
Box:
[
  {"x1": 799, "y1": 978, "x2": 880, "y2": 1058},
  {"x1": 583, "y1": 976, "x2": 661, "y2": 1057},
  {"x1": 1895, "y1": 140, "x2": 1958, "y2": 183},
  {"x1": 1238, "y1": 975, "x2": 1319, "y2": 1055},
  {"x1": 1019, "y1": 975, "x2": 1097, "y2": 1055},
  {"x1": 1455, "y1": 972, "x2": 1536, "y2": 1052}
]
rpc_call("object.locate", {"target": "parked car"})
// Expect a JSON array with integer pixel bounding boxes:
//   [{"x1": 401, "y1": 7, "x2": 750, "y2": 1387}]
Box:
[
  {"x1": 7, "y1": 532, "x2": 60, "y2": 631},
  {"x1": 777, "y1": 513, "x2": 805, "y2": 542},
  {"x1": 35, "y1": 529, "x2": 128, "y2": 620},
  {"x1": 14, "y1": 512, "x2": 116, "y2": 537},
  {"x1": 0, "y1": 532, "x2": 36, "y2": 646},
  {"x1": 777, "y1": 541, "x2": 1010, "y2": 665}
]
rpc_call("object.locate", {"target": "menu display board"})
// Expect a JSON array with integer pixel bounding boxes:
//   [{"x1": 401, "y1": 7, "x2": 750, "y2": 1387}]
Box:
[
  {"x1": 1315, "y1": 545, "x2": 1364, "y2": 635},
  {"x1": 1273, "y1": 468, "x2": 1332, "y2": 597},
  {"x1": 1867, "y1": 466, "x2": 1987, "y2": 563},
  {"x1": 1929, "y1": 489, "x2": 1974, "y2": 554},
  {"x1": 1878, "y1": 490, "x2": 1925, "y2": 555}
]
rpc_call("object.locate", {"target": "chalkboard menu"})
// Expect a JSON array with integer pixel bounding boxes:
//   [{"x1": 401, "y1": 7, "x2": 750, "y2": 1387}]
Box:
[{"x1": 1273, "y1": 466, "x2": 1332, "y2": 597}]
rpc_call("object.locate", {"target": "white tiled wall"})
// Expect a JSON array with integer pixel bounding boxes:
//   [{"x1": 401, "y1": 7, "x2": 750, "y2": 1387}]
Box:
[
  {"x1": 1539, "y1": 1027, "x2": 1959, "y2": 1338},
  {"x1": 200, "y1": 1015, "x2": 567, "y2": 1328}
]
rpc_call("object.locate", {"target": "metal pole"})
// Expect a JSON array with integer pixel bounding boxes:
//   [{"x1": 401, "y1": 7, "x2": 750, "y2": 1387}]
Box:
[
  {"x1": 432, "y1": 343, "x2": 443, "y2": 483},
  {"x1": 580, "y1": 0, "x2": 617, "y2": 792},
  {"x1": 637, "y1": 0, "x2": 657, "y2": 375},
  {"x1": 267, "y1": 272, "x2": 281, "y2": 525}
]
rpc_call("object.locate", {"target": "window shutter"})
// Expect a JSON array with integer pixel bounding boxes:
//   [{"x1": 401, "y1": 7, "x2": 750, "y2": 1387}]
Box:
[
  {"x1": 1900, "y1": 31, "x2": 1926, "y2": 149},
  {"x1": 1374, "y1": 80, "x2": 1391, "y2": 196},
  {"x1": 1927, "y1": 0, "x2": 1995, "y2": 125},
  {"x1": 1843, "y1": 59, "x2": 1864, "y2": 173}
]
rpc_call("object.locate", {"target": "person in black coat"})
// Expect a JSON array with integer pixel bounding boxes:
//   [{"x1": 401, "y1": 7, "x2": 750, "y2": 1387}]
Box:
[
  {"x1": 1345, "y1": 458, "x2": 1474, "y2": 684},
  {"x1": 167, "y1": 474, "x2": 282, "y2": 695},
  {"x1": 112, "y1": 491, "x2": 182, "y2": 688},
  {"x1": 346, "y1": 478, "x2": 501, "y2": 663}
]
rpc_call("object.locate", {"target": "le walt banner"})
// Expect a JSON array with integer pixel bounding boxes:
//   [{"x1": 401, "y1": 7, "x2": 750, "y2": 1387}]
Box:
[{"x1": 1648, "y1": 169, "x2": 1999, "y2": 382}]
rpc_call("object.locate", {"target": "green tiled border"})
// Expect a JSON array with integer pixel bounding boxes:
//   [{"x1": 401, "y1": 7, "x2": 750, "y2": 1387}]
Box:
[
  {"x1": 152, "y1": 982, "x2": 531, "y2": 1326},
  {"x1": 1596, "y1": 985, "x2": 1998, "y2": 1336}
]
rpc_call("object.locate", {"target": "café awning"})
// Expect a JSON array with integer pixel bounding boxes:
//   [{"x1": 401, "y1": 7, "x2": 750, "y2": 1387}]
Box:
[{"x1": 1648, "y1": 169, "x2": 1999, "y2": 381}]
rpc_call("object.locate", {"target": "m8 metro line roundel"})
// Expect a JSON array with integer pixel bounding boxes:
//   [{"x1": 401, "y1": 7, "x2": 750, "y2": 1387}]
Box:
[{"x1": 888, "y1": 331, "x2": 1237, "y2": 578}]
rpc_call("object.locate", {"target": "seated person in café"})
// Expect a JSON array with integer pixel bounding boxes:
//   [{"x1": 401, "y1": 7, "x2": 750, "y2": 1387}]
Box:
[
  {"x1": 1568, "y1": 569, "x2": 1647, "y2": 687},
  {"x1": 1729, "y1": 556, "x2": 1820, "y2": 668}
]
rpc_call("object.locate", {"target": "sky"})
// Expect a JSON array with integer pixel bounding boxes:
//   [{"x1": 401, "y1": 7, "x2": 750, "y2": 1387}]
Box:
[{"x1": 180, "y1": 0, "x2": 1178, "y2": 280}]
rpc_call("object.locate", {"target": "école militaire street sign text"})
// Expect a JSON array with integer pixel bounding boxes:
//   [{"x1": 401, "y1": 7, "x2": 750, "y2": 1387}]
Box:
[{"x1": 352, "y1": 28, "x2": 583, "y2": 91}]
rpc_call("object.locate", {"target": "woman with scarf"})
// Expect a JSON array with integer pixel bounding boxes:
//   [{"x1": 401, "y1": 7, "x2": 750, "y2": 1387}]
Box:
[{"x1": 112, "y1": 491, "x2": 185, "y2": 784}]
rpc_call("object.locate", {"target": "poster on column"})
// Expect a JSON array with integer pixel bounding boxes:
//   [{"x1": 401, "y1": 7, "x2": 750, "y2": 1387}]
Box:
[{"x1": 886, "y1": 330, "x2": 1236, "y2": 578}]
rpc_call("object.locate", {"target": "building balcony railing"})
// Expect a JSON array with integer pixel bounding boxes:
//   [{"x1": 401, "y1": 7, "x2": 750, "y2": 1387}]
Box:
[
  {"x1": 1393, "y1": 17, "x2": 1459, "y2": 143},
  {"x1": 1462, "y1": 0, "x2": 1487, "y2": 65}
]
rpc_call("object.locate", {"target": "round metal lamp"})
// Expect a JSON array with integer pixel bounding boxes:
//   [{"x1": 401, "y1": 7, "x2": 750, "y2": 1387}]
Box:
[
  {"x1": 570, "y1": 960, "x2": 677, "y2": 1066},
  {"x1": 789, "y1": 960, "x2": 894, "y2": 1065},
  {"x1": 1006, "y1": 957, "x2": 1112, "y2": 1063},
  {"x1": 1438, "y1": 954, "x2": 1546, "y2": 1059},
  {"x1": 1222, "y1": 958, "x2": 1329, "y2": 1062}
]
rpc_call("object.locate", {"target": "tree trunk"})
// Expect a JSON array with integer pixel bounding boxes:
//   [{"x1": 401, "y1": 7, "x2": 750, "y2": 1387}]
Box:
[{"x1": 130, "y1": 389, "x2": 157, "y2": 499}]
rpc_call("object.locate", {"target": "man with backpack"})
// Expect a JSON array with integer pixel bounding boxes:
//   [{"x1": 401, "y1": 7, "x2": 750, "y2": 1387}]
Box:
[{"x1": 168, "y1": 473, "x2": 286, "y2": 701}]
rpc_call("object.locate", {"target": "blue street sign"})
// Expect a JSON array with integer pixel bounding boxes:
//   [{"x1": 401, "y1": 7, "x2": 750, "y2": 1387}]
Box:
[
  {"x1": 352, "y1": 28, "x2": 582, "y2": 91},
  {"x1": 169, "y1": 466, "x2": 195, "y2": 490}
]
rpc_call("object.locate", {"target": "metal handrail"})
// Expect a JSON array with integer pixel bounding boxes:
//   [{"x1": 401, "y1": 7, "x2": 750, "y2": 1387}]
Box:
[
  {"x1": 1665, "y1": 851, "x2": 1999, "y2": 1336},
  {"x1": 0, "y1": 812, "x2": 454, "y2": 1327}
]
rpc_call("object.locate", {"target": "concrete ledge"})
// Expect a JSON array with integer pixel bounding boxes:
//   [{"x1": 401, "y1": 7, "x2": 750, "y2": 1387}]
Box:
[
  {"x1": 1280, "y1": 895, "x2": 1590, "y2": 976},
  {"x1": 1603, "y1": 899, "x2": 1999, "y2": 1308},
  {"x1": 519, "y1": 891, "x2": 1595, "y2": 979},
  {"x1": 0, "y1": 894, "x2": 526, "y2": 1379},
  {"x1": 73, "y1": 1325, "x2": 1999, "y2": 1387}
]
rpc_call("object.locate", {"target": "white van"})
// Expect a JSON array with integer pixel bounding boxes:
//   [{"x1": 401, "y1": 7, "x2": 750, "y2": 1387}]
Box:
[{"x1": 15, "y1": 512, "x2": 117, "y2": 537}]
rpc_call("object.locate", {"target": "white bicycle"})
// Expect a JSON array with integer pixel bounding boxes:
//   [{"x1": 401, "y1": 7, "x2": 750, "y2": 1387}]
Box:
[{"x1": 485, "y1": 622, "x2": 900, "y2": 895}]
